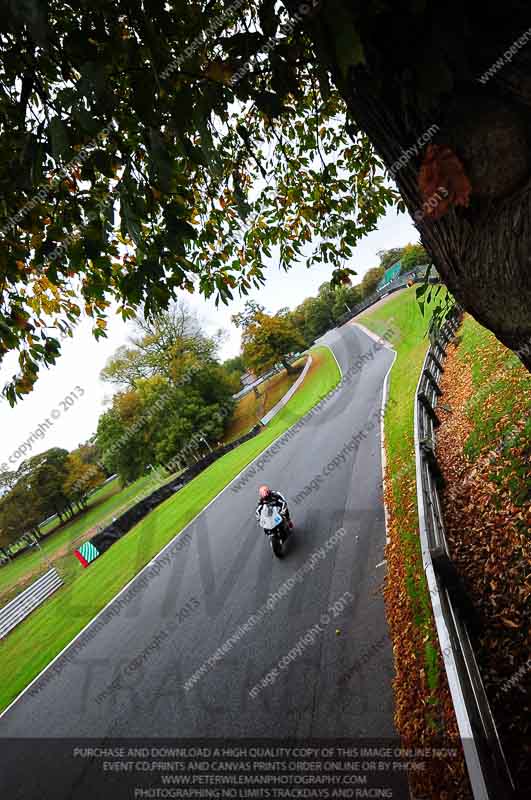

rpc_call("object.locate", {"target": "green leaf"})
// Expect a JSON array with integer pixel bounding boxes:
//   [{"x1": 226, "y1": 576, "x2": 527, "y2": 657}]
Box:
[
  {"x1": 149, "y1": 128, "x2": 174, "y2": 192},
  {"x1": 333, "y1": 21, "x2": 365, "y2": 78},
  {"x1": 120, "y1": 196, "x2": 142, "y2": 246},
  {"x1": 254, "y1": 91, "x2": 285, "y2": 118},
  {"x1": 48, "y1": 117, "x2": 70, "y2": 160}
]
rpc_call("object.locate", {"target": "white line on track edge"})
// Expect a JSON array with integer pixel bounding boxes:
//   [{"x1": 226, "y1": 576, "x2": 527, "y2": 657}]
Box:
[{"x1": 350, "y1": 323, "x2": 397, "y2": 544}]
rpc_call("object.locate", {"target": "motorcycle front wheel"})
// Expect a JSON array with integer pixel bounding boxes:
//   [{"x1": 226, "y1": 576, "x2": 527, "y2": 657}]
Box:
[{"x1": 271, "y1": 534, "x2": 284, "y2": 558}]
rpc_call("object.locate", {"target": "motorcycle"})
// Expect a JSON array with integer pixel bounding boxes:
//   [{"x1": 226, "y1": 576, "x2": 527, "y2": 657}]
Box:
[{"x1": 258, "y1": 503, "x2": 291, "y2": 558}]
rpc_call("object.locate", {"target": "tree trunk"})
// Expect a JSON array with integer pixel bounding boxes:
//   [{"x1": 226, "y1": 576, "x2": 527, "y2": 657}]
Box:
[{"x1": 296, "y1": 2, "x2": 531, "y2": 371}]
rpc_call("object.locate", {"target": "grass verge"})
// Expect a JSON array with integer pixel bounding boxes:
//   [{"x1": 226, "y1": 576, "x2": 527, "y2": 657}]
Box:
[
  {"x1": 0, "y1": 346, "x2": 338, "y2": 714},
  {"x1": 357, "y1": 286, "x2": 471, "y2": 797},
  {"x1": 223, "y1": 361, "x2": 304, "y2": 442}
]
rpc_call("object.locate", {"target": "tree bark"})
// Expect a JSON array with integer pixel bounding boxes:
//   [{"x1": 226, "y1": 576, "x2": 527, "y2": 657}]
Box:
[{"x1": 296, "y1": 1, "x2": 531, "y2": 370}]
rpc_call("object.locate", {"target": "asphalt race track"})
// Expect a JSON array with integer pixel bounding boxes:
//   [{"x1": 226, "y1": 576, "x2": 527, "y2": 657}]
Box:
[{"x1": 1, "y1": 322, "x2": 410, "y2": 799}]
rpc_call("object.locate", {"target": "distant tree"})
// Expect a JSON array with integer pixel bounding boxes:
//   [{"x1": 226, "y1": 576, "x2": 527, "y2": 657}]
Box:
[
  {"x1": 231, "y1": 301, "x2": 266, "y2": 330},
  {"x1": 236, "y1": 308, "x2": 306, "y2": 376},
  {"x1": 96, "y1": 390, "x2": 149, "y2": 482},
  {"x1": 100, "y1": 345, "x2": 151, "y2": 390},
  {"x1": 0, "y1": 481, "x2": 43, "y2": 545},
  {"x1": 307, "y1": 296, "x2": 337, "y2": 340},
  {"x1": 131, "y1": 302, "x2": 220, "y2": 381},
  {"x1": 0, "y1": 448, "x2": 73, "y2": 545},
  {"x1": 221, "y1": 354, "x2": 246, "y2": 393},
  {"x1": 96, "y1": 360, "x2": 235, "y2": 483},
  {"x1": 376, "y1": 248, "x2": 404, "y2": 272},
  {"x1": 360, "y1": 266, "x2": 385, "y2": 298},
  {"x1": 0, "y1": 470, "x2": 17, "y2": 497},
  {"x1": 400, "y1": 242, "x2": 429, "y2": 273},
  {"x1": 31, "y1": 448, "x2": 73, "y2": 521},
  {"x1": 317, "y1": 281, "x2": 336, "y2": 301},
  {"x1": 222, "y1": 355, "x2": 245, "y2": 375},
  {"x1": 143, "y1": 377, "x2": 234, "y2": 469},
  {"x1": 190, "y1": 363, "x2": 238, "y2": 409},
  {"x1": 63, "y1": 452, "x2": 106, "y2": 510},
  {"x1": 222, "y1": 355, "x2": 245, "y2": 383},
  {"x1": 101, "y1": 301, "x2": 219, "y2": 389},
  {"x1": 331, "y1": 284, "x2": 363, "y2": 320},
  {"x1": 287, "y1": 303, "x2": 309, "y2": 347},
  {"x1": 75, "y1": 440, "x2": 105, "y2": 469},
  {"x1": 289, "y1": 296, "x2": 329, "y2": 344}
]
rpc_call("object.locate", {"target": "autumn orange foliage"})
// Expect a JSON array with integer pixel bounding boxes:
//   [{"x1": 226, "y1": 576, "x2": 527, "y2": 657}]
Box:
[{"x1": 436, "y1": 326, "x2": 531, "y2": 789}]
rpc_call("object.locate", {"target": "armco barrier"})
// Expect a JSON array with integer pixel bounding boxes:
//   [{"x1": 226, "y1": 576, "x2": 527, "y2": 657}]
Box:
[
  {"x1": 0, "y1": 568, "x2": 63, "y2": 640},
  {"x1": 414, "y1": 307, "x2": 515, "y2": 799}
]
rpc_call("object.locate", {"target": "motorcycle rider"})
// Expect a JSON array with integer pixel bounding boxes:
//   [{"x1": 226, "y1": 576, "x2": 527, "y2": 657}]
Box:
[{"x1": 255, "y1": 485, "x2": 293, "y2": 529}]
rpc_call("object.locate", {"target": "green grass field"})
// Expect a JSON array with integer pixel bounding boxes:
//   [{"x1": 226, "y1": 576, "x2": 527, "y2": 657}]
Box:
[
  {"x1": 357, "y1": 285, "x2": 440, "y2": 542},
  {"x1": 358, "y1": 286, "x2": 445, "y2": 470},
  {"x1": 357, "y1": 285, "x2": 449, "y2": 730},
  {"x1": 0, "y1": 345, "x2": 339, "y2": 713},
  {"x1": 0, "y1": 472, "x2": 179, "y2": 606},
  {"x1": 38, "y1": 478, "x2": 120, "y2": 535}
]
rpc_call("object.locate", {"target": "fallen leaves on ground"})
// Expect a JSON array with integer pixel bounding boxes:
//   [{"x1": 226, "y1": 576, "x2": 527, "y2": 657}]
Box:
[
  {"x1": 436, "y1": 321, "x2": 531, "y2": 790},
  {"x1": 383, "y1": 462, "x2": 471, "y2": 797}
]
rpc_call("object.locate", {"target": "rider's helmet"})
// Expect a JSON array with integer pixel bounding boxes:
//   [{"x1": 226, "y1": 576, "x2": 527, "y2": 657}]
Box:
[{"x1": 259, "y1": 485, "x2": 272, "y2": 499}]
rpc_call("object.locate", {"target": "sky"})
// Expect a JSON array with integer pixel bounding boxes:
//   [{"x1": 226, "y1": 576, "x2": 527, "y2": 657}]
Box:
[{"x1": 0, "y1": 204, "x2": 418, "y2": 470}]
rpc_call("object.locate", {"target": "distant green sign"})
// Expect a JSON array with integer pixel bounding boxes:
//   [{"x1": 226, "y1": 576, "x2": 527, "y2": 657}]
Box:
[
  {"x1": 384, "y1": 261, "x2": 401, "y2": 283},
  {"x1": 377, "y1": 261, "x2": 401, "y2": 291}
]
